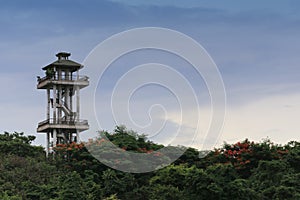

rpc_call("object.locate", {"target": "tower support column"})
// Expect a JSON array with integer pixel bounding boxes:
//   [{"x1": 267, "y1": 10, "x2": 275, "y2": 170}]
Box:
[
  {"x1": 47, "y1": 88, "x2": 50, "y2": 119},
  {"x1": 53, "y1": 85, "x2": 57, "y2": 122},
  {"x1": 46, "y1": 132, "x2": 50, "y2": 156},
  {"x1": 76, "y1": 86, "x2": 80, "y2": 120},
  {"x1": 53, "y1": 129, "x2": 57, "y2": 146}
]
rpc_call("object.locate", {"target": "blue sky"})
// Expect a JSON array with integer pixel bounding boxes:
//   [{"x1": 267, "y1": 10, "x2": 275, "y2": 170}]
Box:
[{"x1": 0, "y1": 0, "x2": 299, "y2": 149}]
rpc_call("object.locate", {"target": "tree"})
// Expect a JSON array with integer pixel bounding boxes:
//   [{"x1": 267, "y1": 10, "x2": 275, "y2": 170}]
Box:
[
  {"x1": 0, "y1": 132, "x2": 44, "y2": 157},
  {"x1": 56, "y1": 171, "x2": 86, "y2": 200}
]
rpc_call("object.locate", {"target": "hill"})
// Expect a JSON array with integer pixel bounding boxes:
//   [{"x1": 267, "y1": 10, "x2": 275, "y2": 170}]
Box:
[{"x1": 0, "y1": 127, "x2": 299, "y2": 199}]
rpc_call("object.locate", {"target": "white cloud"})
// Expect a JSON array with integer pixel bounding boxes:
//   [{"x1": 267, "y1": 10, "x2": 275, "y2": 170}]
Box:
[
  {"x1": 166, "y1": 92, "x2": 300, "y2": 149},
  {"x1": 223, "y1": 93, "x2": 300, "y2": 144}
]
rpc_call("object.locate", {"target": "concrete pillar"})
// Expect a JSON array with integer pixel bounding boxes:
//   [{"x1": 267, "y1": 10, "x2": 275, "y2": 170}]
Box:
[
  {"x1": 58, "y1": 85, "x2": 62, "y2": 122},
  {"x1": 70, "y1": 72, "x2": 73, "y2": 113},
  {"x1": 46, "y1": 132, "x2": 50, "y2": 157},
  {"x1": 47, "y1": 87, "x2": 50, "y2": 120},
  {"x1": 53, "y1": 129, "x2": 57, "y2": 146},
  {"x1": 76, "y1": 86, "x2": 80, "y2": 120},
  {"x1": 76, "y1": 130, "x2": 80, "y2": 143},
  {"x1": 70, "y1": 87, "x2": 73, "y2": 114},
  {"x1": 53, "y1": 85, "x2": 57, "y2": 123},
  {"x1": 66, "y1": 86, "x2": 70, "y2": 120},
  {"x1": 76, "y1": 70, "x2": 80, "y2": 120}
]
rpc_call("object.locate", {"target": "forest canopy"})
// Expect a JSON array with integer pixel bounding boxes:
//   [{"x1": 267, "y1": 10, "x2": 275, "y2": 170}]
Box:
[{"x1": 0, "y1": 127, "x2": 299, "y2": 200}]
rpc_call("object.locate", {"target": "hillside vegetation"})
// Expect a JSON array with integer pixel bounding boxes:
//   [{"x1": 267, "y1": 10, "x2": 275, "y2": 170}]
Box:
[{"x1": 0, "y1": 127, "x2": 299, "y2": 199}]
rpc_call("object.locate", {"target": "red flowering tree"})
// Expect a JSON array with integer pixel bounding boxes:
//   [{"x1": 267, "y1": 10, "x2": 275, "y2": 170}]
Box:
[
  {"x1": 84, "y1": 126, "x2": 171, "y2": 171},
  {"x1": 206, "y1": 139, "x2": 290, "y2": 178}
]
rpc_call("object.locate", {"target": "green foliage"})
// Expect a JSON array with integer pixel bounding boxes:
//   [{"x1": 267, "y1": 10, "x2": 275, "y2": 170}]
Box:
[
  {"x1": 285, "y1": 141, "x2": 300, "y2": 172},
  {"x1": 175, "y1": 147, "x2": 201, "y2": 166},
  {"x1": 0, "y1": 132, "x2": 44, "y2": 157},
  {"x1": 147, "y1": 184, "x2": 185, "y2": 200},
  {"x1": 0, "y1": 191, "x2": 22, "y2": 200},
  {"x1": 56, "y1": 171, "x2": 86, "y2": 200},
  {"x1": 85, "y1": 126, "x2": 171, "y2": 172},
  {"x1": 0, "y1": 129, "x2": 299, "y2": 199},
  {"x1": 226, "y1": 179, "x2": 258, "y2": 199}
]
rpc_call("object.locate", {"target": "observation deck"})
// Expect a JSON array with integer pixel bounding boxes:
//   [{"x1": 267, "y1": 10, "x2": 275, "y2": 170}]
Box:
[
  {"x1": 37, "y1": 75, "x2": 89, "y2": 89},
  {"x1": 37, "y1": 118, "x2": 89, "y2": 133}
]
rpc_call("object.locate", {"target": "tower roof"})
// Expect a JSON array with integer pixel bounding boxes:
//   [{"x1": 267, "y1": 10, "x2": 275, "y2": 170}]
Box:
[{"x1": 42, "y1": 52, "x2": 83, "y2": 72}]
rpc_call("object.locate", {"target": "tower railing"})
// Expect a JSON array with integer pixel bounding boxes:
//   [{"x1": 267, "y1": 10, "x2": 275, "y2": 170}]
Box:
[
  {"x1": 37, "y1": 75, "x2": 89, "y2": 83},
  {"x1": 38, "y1": 118, "x2": 88, "y2": 126}
]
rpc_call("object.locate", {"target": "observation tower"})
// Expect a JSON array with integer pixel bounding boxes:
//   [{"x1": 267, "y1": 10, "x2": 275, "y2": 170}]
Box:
[{"x1": 37, "y1": 52, "x2": 89, "y2": 155}]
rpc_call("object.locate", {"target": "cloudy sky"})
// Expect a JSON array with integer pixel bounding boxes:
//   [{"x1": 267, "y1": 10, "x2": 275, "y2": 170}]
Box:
[{"x1": 0, "y1": 0, "x2": 299, "y2": 150}]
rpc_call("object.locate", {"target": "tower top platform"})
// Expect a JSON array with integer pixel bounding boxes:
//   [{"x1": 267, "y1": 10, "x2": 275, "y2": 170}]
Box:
[{"x1": 42, "y1": 52, "x2": 83, "y2": 72}]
